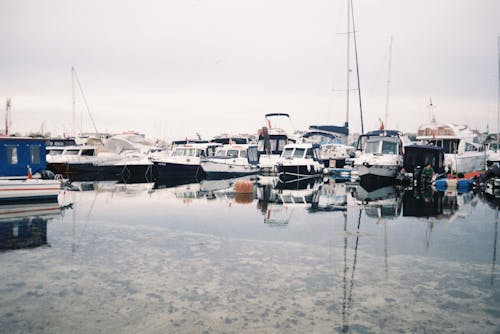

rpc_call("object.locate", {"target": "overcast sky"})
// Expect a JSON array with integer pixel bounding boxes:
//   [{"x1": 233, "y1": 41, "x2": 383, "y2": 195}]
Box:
[{"x1": 1, "y1": 0, "x2": 499, "y2": 141}]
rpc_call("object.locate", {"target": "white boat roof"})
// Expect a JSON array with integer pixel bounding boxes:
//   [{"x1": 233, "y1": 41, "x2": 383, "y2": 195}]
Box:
[
  {"x1": 417, "y1": 122, "x2": 476, "y2": 140},
  {"x1": 283, "y1": 143, "x2": 317, "y2": 149}
]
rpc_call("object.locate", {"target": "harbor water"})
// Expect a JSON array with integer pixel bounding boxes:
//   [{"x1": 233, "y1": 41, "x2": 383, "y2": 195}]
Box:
[{"x1": 0, "y1": 178, "x2": 499, "y2": 333}]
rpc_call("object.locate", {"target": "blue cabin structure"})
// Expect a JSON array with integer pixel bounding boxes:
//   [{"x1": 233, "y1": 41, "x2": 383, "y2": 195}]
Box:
[{"x1": 0, "y1": 137, "x2": 47, "y2": 178}]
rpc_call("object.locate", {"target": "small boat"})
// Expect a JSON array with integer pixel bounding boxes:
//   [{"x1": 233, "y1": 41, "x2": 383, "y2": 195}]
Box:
[
  {"x1": 152, "y1": 142, "x2": 221, "y2": 181},
  {"x1": 0, "y1": 137, "x2": 61, "y2": 203},
  {"x1": 201, "y1": 144, "x2": 260, "y2": 179},
  {"x1": 301, "y1": 124, "x2": 355, "y2": 168},
  {"x1": 257, "y1": 113, "x2": 297, "y2": 175},
  {"x1": 416, "y1": 121, "x2": 486, "y2": 174},
  {"x1": 276, "y1": 143, "x2": 325, "y2": 183},
  {"x1": 353, "y1": 130, "x2": 412, "y2": 179}
]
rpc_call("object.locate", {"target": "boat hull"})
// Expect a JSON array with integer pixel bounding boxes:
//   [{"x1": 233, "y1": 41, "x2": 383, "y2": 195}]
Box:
[
  {"x1": 47, "y1": 162, "x2": 153, "y2": 182},
  {"x1": 0, "y1": 180, "x2": 60, "y2": 203},
  {"x1": 153, "y1": 161, "x2": 205, "y2": 182},
  {"x1": 202, "y1": 160, "x2": 259, "y2": 180},
  {"x1": 355, "y1": 164, "x2": 400, "y2": 179}
]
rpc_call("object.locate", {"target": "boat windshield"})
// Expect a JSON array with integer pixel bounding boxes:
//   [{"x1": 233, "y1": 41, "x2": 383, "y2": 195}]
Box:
[
  {"x1": 381, "y1": 141, "x2": 398, "y2": 154},
  {"x1": 173, "y1": 148, "x2": 199, "y2": 157},
  {"x1": 240, "y1": 150, "x2": 247, "y2": 158},
  {"x1": 282, "y1": 147, "x2": 294, "y2": 158},
  {"x1": 427, "y1": 139, "x2": 459, "y2": 154},
  {"x1": 215, "y1": 149, "x2": 226, "y2": 156},
  {"x1": 364, "y1": 141, "x2": 380, "y2": 154},
  {"x1": 293, "y1": 148, "x2": 306, "y2": 158}
]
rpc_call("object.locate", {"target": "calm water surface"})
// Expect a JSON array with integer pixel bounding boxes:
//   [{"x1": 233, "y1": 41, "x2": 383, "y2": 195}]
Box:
[{"x1": 1, "y1": 178, "x2": 499, "y2": 333}]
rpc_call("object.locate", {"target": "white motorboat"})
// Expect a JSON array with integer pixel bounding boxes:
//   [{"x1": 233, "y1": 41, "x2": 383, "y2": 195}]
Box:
[
  {"x1": 276, "y1": 143, "x2": 325, "y2": 183},
  {"x1": 201, "y1": 144, "x2": 260, "y2": 179},
  {"x1": 353, "y1": 130, "x2": 412, "y2": 179},
  {"x1": 257, "y1": 113, "x2": 297, "y2": 175},
  {"x1": 300, "y1": 124, "x2": 355, "y2": 168},
  {"x1": 417, "y1": 122, "x2": 486, "y2": 174}
]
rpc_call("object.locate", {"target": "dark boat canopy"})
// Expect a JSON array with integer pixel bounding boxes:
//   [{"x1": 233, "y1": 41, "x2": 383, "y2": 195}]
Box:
[
  {"x1": 265, "y1": 113, "x2": 290, "y2": 118},
  {"x1": 308, "y1": 123, "x2": 349, "y2": 136},
  {"x1": 364, "y1": 129, "x2": 402, "y2": 137},
  {"x1": 403, "y1": 145, "x2": 445, "y2": 174}
]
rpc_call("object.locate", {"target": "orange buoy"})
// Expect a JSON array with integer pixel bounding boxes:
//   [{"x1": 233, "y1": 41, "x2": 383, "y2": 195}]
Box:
[{"x1": 234, "y1": 180, "x2": 253, "y2": 194}]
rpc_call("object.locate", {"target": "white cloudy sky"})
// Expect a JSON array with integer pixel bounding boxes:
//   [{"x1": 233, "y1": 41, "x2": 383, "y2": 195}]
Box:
[{"x1": 1, "y1": 0, "x2": 499, "y2": 141}]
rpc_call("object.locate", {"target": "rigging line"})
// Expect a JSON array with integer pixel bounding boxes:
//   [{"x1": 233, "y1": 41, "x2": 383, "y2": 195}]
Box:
[
  {"x1": 491, "y1": 206, "x2": 498, "y2": 286},
  {"x1": 350, "y1": 0, "x2": 364, "y2": 134},
  {"x1": 73, "y1": 68, "x2": 100, "y2": 135},
  {"x1": 384, "y1": 36, "x2": 394, "y2": 129}
]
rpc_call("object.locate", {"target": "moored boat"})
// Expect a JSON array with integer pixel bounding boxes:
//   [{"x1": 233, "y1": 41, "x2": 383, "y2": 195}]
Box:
[
  {"x1": 0, "y1": 137, "x2": 61, "y2": 202},
  {"x1": 417, "y1": 122, "x2": 486, "y2": 174},
  {"x1": 276, "y1": 143, "x2": 325, "y2": 183},
  {"x1": 201, "y1": 144, "x2": 259, "y2": 179},
  {"x1": 152, "y1": 142, "x2": 221, "y2": 181},
  {"x1": 353, "y1": 130, "x2": 412, "y2": 179}
]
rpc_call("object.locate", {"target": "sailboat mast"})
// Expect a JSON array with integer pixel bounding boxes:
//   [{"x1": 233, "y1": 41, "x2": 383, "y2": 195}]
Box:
[
  {"x1": 345, "y1": 0, "x2": 351, "y2": 126},
  {"x1": 72, "y1": 67, "x2": 76, "y2": 138},
  {"x1": 384, "y1": 36, "x2": 393, "y2": 129},
  {"x1": 350, "y1": 0, "x2": 364, "y2": 134},
  {"x1": 497, "y1": 35, "x2": 499, "y2": 147}
]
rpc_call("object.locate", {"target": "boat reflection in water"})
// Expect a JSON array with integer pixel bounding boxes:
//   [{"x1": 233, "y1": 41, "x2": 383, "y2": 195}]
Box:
[
  {"x1": 257, "y1": 178, "x2": 321, "y2": 226},
  {"x1": 350, "y1": 182, "x2": 402, "y2": 219},
  {"x1": 0, "y1": 201, "x2": 62, "y2": 251}
]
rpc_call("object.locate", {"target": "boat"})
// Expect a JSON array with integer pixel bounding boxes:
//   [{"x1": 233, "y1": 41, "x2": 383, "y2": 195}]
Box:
[
  {"x1": 353, "y1": 130, "x2": 412, "y2": 179},
  {"x1": 151, "y1": 142, "x2": 221, "y2": 182},
  {"x1": 416, "y1": 122, "x2": 486, "y2": 174},
  {"x1": 484, "y1": 133, "x2": 500, "y2": 164},
  {"x1": 201, "y1": 144, "x2": 259, "y2": 179},
  {"x1": 257, "y1": 113, "x2": 296, "y2": 175},
  {"x1": 46, "y1": 134, "x2": 158, "y2": 182},
  {"x1": 276, "y1": 143, "x2": 325, "y2": 183},
  {"x1": 300, "y1": 124, "x2": 355, "y2": 168},
  {"x1": 0, "y1": 137, "x2": 61, "y2": 202}
]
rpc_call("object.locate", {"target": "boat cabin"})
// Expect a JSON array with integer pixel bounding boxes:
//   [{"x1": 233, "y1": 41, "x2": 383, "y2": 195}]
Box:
[
  {"x1": 356, "y1": 130, "x2": 407, "y2": 153},
  {"x1": 47, "y1": 145, "x2": 97, "y2": 157},
  {"x1": 0, "y1": 137, "x2": 47, "y2": 177},
  {"x1": 281, "y1": 144, "x2": 321, "y2": 160},
  {"x1": 213, "y1": 145, "x2": 259, "y2": 164},
  {"x1": 302, "y1": 123, "x2": 349, "y2": 145},
  {"x1": 403, "y1": 145, "x2": 445, "y2": 174},
  {"x1": 416, "y1": 123, "x2": 483, "y2": 154},
  {"x1": 362, "y1": 136, "x2": 402, "y2": 155},
  {"x1": 171, "y1": 143, "x2": 220, "y2": 158}
]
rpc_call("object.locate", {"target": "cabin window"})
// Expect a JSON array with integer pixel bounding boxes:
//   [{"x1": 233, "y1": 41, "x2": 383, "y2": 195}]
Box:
[
  {"x1": 247, "y1": 147, "x2": 258, "y2": 162},
  {"x1": 198, "y1": 150, "x2": 206, "y2": 158},
  {"x1": 305, "y1": 148, "x2": 313, "y2": 158},
  {"x1": 277, "y1": 139, "x2": 287, "y2": 152},
  {"x1": 240, "y1": 150, "x2": 247, "y2": 158},
  {"x1": 465, "y1": 143, "x2": 477, "y2": 152},
  {"x1": 207, "y1": 147, "x2": 217, "y2": 157},
  {"x1": 227, "y1": 150, "x2": 239, "y2": 158},
  {"x1": 428, "y1": 139, "x2": 458, "y2": 154},
  {"x1": 381, "y1": 141, "x2": 398, "y2": 154},
  {"x1": 293, "y1": 148, "x2": 305, "y2": 158},
  {"x1": 48, "y1": 149, "x2": 63, "y2": 155},
  {"x1": 364, "y1": 141, "x2": 380, "y2": 154},
  {"x1": 6, "y1": 145, "x2": 18, "y2": 165},
  {"x1": 282, "y1": 147, "x2": 294, "y2": 158},
  {"x1": 65, "y1": 149, "x2": 80, "y2": 155},
  {"x1": 215, "y1": 149, "x2": 226, "y2": 157},
  {"x1": 30, "y1": 145, "x2": 41, "y2": 164},
  {"x1": 173, "y1": 149, "x2": 184, "y2": 156},
  {"x1": 81, "y1": 149, "x2": 95, "y2": 156}
]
